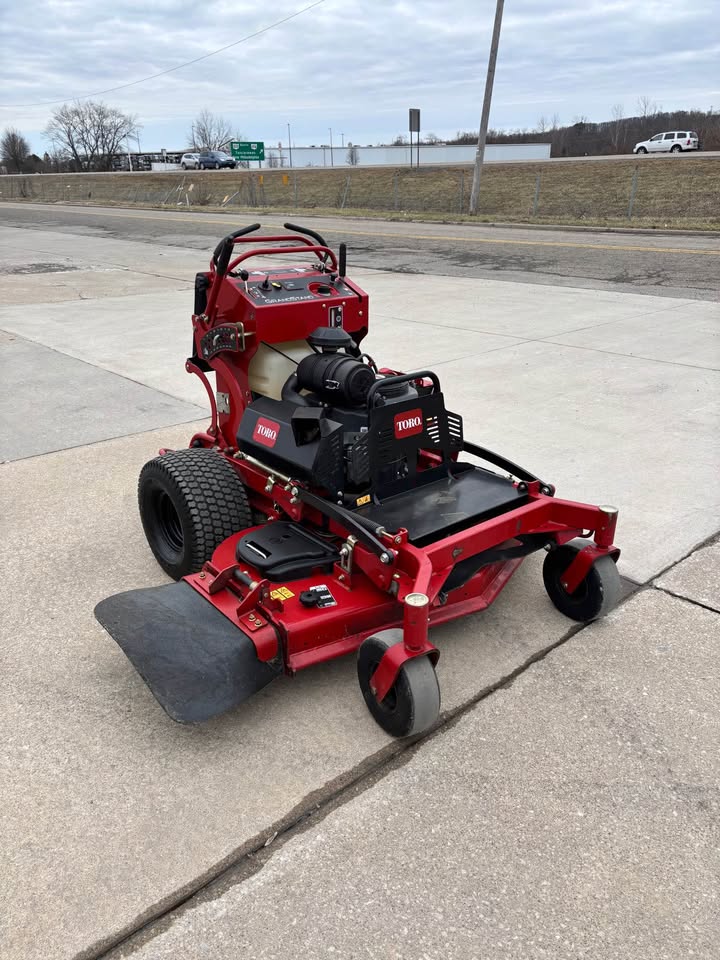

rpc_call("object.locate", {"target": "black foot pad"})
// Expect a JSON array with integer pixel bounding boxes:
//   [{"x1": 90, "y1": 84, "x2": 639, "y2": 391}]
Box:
[{"x1": 95, "y1": 582, "x2": 281, "y2": 723}]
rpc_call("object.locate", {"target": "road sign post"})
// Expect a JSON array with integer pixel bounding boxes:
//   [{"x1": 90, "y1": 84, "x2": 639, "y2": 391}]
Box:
[{"x1": 409, "y1": 109, "x2": 420, "y2": 169}]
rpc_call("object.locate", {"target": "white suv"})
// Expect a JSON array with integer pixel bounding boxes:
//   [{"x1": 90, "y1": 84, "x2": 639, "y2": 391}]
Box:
[
  {"x1": 180, "y1": 153, "x2": 200, "y2": 169},
  {"x1": 634, "y1": 131, "x2": 699, "y2": 154}
]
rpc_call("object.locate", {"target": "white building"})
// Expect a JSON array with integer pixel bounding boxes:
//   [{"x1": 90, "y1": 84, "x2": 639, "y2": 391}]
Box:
[{"x1": 149, "y1": 143, "x2": 551, "y2": 171}]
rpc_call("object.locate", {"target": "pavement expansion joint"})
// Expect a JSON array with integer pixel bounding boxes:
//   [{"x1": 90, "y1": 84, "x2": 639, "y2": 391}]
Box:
[
  {"x1": 120, "y1": 266, "x2": 194, "y2": 284},
  {"x1": 529, "y1": 338, "x2": 720, "y2": 373},
  {"x1": 4, "y1": 329, "x2": 208, "y2": 412},
  {"x1": 652, "y1": 584, "x2": 720, "y2": 616},
  {"x1": 430, "y1": 340, "x2": 533, "y2": 369},
  {"x1": 651, "y1": 529, "x2": 720, "y2": 582},
  {"x1": 374, "y1": 311, "x2": 526, "y2": 341},
  {"x1": 1, "y1": 416, "x2": 206, "y2": 465}
]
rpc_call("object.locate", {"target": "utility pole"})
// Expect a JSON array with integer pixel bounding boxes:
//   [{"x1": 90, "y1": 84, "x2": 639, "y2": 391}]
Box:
[
  {"x1": 329, "y1": 128, "x2": 334, "y2": 166},
  {"x1": 469, "y1": 0, "x2": 504, "y2": 215},
  {"x1": 287, "y1": 122, "x2": 293, "y2": 168},
  {"x1": 341, "y1": 132, "x2": 345, "y2": 148}
]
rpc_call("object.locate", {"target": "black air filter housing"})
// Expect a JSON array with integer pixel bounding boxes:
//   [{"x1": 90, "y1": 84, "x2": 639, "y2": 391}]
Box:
[{"x1": 296, "y1": 353, "x2": 375, "y2": 407}]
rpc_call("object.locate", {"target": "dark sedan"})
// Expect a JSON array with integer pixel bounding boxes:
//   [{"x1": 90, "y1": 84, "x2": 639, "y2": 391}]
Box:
[{"x1": 198, "y1": 151, "x2": 236, "y2": 169}]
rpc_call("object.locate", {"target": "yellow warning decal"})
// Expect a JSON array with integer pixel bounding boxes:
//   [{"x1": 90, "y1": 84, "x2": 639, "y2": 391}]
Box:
[
  {"x1": 356, "y1": 494, "x2": 371, "y2": 506},
  {"x1": 270, "y1": 586, "x2": 295, "y2": 601}
]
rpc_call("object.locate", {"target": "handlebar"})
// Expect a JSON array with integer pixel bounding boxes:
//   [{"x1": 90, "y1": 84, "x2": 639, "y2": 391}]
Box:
[
  {"x1": 367, "y1": 371, "x2": 441, "y2": 407},
  {"x1": 228, "y1": 244, "x2": 338, "y2": 273},
  {"x1": 213, "y1": 223, "x2": 261, "y2": 274},
  {"x1": 283, "y1": 222, "x2": 329, "y2": 247}
]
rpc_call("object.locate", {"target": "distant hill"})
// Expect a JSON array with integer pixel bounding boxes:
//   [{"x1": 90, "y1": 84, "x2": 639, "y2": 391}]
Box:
[{"x1": 447, "y1": 108, "x2": 720, "y2": 156}]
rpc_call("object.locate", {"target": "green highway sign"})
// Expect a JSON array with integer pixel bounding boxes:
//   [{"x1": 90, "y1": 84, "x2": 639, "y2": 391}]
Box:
[{"x1": 230, "y1": 141, "x2": 265, "y2": 161}]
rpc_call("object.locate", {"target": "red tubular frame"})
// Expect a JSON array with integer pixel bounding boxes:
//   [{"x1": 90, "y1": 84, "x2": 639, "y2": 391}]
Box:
[
  {"x1": 187, "y1": 462, "x2": 619, "y2": 704},
  {"x1": 365, "y1": 491, "x2": 618, "y2": 702},
  {"x1": 203, "y1": 234, "x2": 339, "y2": 321},
  {"x1": 228, "y1": 245, "x2": 338, "y2": 273}
]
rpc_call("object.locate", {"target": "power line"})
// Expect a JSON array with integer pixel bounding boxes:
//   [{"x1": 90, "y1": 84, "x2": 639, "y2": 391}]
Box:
[{"x1": 1, "y1": 0, "x2": 326, "y2": 109}]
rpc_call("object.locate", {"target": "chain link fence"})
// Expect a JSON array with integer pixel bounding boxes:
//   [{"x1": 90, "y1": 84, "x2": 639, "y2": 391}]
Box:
[{"x1": 1, "y1": 158, "x2": 717, "y2": 226}]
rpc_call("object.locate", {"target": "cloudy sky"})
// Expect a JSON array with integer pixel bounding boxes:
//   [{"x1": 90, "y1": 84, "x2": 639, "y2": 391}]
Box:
[{"x1": 1, "y1": 0, "x2": 718, "y2": 154}]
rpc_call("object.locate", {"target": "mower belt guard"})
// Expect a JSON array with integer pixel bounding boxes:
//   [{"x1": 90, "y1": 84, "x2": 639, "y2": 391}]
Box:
[{"x1": 95, "y1": 582, "x2": 281, "y2": 724}]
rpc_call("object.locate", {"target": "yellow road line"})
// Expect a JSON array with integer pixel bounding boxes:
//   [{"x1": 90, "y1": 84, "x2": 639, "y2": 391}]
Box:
[
  {"x1": 335, "y1": 228, "x2": 720, "y2": 256},
  {"x1": 6, "y1": 203, "x2": 720, "y2": 257}
]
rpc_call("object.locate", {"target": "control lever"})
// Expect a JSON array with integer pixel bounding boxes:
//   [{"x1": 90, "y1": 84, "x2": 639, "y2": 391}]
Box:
[
  {"x1": 261, "y1": 274, "x2": 271, "y2": 290},
  {"x1": 338, "y1": 243, "x2": 347, "y2": 278},
  {"x1": 239, "y1": 269, "x2": 249, "y2": 293}
]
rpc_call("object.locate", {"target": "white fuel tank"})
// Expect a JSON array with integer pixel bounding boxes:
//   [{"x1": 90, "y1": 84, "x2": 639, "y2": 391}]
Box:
[{"x1": 248, "y1": 341, "x2": 313, "y2": 400}]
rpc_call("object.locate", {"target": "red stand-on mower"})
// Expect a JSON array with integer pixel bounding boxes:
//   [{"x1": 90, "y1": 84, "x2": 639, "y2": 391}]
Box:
[{"x1": 95, "y1": 223, "x2": 621, "y2": 737}]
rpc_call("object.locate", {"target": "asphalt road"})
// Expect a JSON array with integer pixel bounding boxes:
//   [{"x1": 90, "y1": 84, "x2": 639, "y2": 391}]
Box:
[{"x1": 2, "y1": 202, "x2": 719, "y2": 301}]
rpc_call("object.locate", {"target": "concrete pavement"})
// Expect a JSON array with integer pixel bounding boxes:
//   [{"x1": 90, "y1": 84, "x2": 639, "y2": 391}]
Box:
[
  {"x1": 1, "y1": 214, "x2": 718, "y2": 959},
  {"x1": 107, "y1": 569, "x2": 720, "y2": 960}
]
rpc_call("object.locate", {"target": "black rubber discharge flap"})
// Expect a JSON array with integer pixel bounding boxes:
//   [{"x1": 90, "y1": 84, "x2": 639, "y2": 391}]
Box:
[{"x1": 94, "y1": 582, "x2": 281, "y2": 723}]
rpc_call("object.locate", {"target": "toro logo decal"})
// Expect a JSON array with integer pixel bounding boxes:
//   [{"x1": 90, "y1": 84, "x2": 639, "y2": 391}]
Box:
[
  {"x1": 394, "y1": 409, "x2": 424, "y2": 439},
  {"x1": 253, "y1": 417, "x2": 280, "y2": 448}
]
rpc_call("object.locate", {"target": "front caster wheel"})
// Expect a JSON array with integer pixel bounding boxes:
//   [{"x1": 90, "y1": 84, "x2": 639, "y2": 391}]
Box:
[
  {"x1": 357, "y1": 631, "x2": 440, "y2": 738},
  {"x1": 543, "y1": 544, "x2": 621, "y2": 622}
]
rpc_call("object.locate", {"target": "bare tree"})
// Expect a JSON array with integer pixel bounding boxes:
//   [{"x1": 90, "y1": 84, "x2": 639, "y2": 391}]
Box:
[
  {"x1": 423, "y1": 132, "x2": 442, "y2": 144},
  {"x1": 452, "y1": 131, "x2": 475, "y2": 143},
  {"x1": 550, "y1": 113, "x2": 561, "y2": 130},
  {"x1": 391, "y1": 134, "x2": 409, "y2": 145},
  {"x1": 346, "y1": 143, "x2": 359, "y2": 165},
  {"x1": 266, "y1": 150, "x2": 280, "y2": 169},
  {"x1": 637, "y1": 95, "x2": 659, "y2": 119},
  {"x1": 44, "y1": 101, "x2": 140, "y2": 171},
  {"x1": 188, "y1": 110, "x2": 233, "y2": 151},
  {"x1": 536, "y1": 115, "x2": 548, "y2": 134},
  {"x1": 1, "y1": 127, "x2": 30, "y2": 173}
]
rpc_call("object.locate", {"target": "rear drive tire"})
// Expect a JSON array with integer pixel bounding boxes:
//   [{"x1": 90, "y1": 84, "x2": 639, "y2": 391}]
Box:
[
  {"x1": 138, "y1": 448, "x2": 252, "y2": 580},
  {"x1": 543, "y1": 543, "x2": 621, "y2": 622},
  {"x1": 357, "y1": 631, "x2": 440, "y2": 738},
  {"x1": 670, "y1": 144, "x2": 682, "y2": 153}
]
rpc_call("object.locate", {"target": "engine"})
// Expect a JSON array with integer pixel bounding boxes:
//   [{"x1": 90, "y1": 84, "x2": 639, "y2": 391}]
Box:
[{"x1": 236, "y1": 327, "x2": 419, "y2": 497}]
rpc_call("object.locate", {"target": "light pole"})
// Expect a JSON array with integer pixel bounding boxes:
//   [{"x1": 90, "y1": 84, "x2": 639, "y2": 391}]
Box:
[
  {"x1": 329, "y1": 127, "x2": 334, "y2": 166},
  {"x1": 287, "y1": 122, "x2": 293, "y2": 168},
  {"x1": 469, "y1": 0, "x2": 505, "y2": 215},
  {"x1": 341, "y1": 132, "x2": 345, "y2": 148}
]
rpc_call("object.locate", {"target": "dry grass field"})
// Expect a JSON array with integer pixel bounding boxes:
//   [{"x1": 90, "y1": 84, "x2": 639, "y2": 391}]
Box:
[{"x1": 1, "y1": 156, "x2": 718, "y2": 230}]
